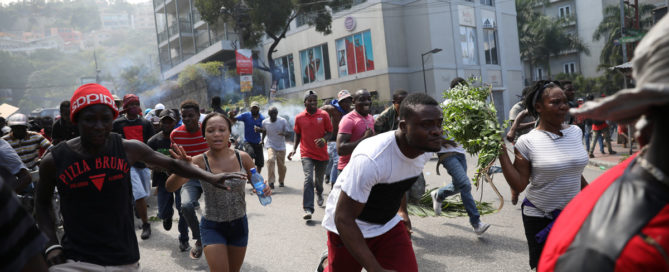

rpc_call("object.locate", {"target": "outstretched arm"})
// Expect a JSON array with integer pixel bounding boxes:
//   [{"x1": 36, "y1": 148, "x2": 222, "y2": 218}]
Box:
[{"x1": 35, "y1": 153, "x2": 65, "y2": 267}]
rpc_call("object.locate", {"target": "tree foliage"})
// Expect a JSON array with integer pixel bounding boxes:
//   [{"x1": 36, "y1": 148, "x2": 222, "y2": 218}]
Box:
[
  {"x1": 193, "y1": 0, "x2": 352, "y2": 85},
  {"x1": 593, "y1": 4, "x2": 655, "y2": 70},
  {"x1": 516, "y1": 0, "x2": 589, "y2": 77}
]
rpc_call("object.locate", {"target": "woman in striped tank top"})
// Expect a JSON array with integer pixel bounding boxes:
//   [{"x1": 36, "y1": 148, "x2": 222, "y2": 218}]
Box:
[{"x1": 498, "y1": 80, "x2": 589, "y2": 270}]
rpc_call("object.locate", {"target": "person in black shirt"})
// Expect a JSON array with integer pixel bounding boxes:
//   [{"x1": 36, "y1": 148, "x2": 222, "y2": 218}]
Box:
[
  {"x1": 51, "y1": 101, "x2": 79, "y2": 145},
  {"x1": 147, "y1": 109, "x2": 190, "y2": 252},
  {"x1": 112, "y1": 94, "x2": 155, "y2": 239},
  {"x1": 35, "y1": 84, "x2": 244, "y2": 271}
]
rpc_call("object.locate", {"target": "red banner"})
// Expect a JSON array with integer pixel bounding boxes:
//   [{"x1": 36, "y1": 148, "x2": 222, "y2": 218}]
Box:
[{"x1": 236, "y1": 49, "x2": 253, "y2": 75}]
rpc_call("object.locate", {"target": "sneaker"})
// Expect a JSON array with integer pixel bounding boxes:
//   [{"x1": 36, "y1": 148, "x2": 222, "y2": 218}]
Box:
[
  {"x1": 269, "y1": 183, "x2": 275, "y2": 189},
  {"x1": 140, "y1": 223, "x2": 151, "y2": 240},
  {"x1": 324, "y1": 177, "x2": 330, "y2": 184},
  {"x1": 317, "y1": 194, "x2": 324, "y2": 207},
  {"x1": 163, "y1": 217, "x2": 173, "y2": 231},
  {"x1": 589, "y1": 153, "x2": 595, "y2": 158},
  {"x1": 303, "y1": 210, "x2": 313, "y2": 220},
  {"x1": 609, "y1": 150, "x2": 617, "y2": 155},
  {"x1": 179, "y1": 240, "x2": 190, "y2": 252},
  {"x1": 279, "y1": 182, "x2": 285, "y2": 187},
  {"x1": 474, "y1": 222, "x2": 491, "y2": 235},
  {"x1": 430, "y1": 190, "x2": 442, "y2": 215}
]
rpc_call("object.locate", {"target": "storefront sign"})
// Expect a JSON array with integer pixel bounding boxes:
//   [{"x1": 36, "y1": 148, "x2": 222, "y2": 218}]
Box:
[
  {"x1": 236, "y1": 49, "x2": 253, "y2": 75},
  {"x1": 458, "y1": 5, "x2": 476, "y2": 27},
  {"x1": 240, "y1": 75, "x2": 253, "y2": 92},
  {"x1": 344, "y1": 16, "x2": 356, "y2": 32}
]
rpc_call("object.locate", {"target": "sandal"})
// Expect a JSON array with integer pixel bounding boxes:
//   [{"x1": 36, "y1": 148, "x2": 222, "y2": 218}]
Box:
[{"x1": 189, "y1": 242, "x2": 202, "y2": 259}]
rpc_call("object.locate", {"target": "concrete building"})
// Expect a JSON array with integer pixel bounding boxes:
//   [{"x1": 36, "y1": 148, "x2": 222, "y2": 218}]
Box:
[
  {"x1": 263, "y1": 0, "x2": 523, "y2": 122},
  {"x1": 101, "y1": 11, "x2": 133, "y2": 30},
  {"x1": 133, "y1": 2, "x2": 157, "y2": 30},
  {"x1": 523, "y1": 0, "x2": 668, "y2": 83},
  {"x1": 152, "y1": 0, "x2": 239, "y2": 79}
]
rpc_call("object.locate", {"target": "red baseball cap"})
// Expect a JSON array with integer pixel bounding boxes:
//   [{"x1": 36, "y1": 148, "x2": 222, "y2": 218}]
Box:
[{"x1": 70, "y1": 83, "x2": 119, "y2": 123}]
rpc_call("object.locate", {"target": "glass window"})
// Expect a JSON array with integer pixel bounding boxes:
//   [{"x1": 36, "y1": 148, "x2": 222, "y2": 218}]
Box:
[
  {"x1": 335, "y1": 30, "x2": 375, "y2": 77},
  {"x1": 299, "y1": 44, "x2": 331, "y2": 84},
  {"x1": 481, "y1": 0, "x2": 493, "y2": 6},
  {"x1": 536, "y1": 67, "x2": 543, "y2": 80},
  {"x1": 483, "y1": 29, "x2": 499, "y2": 65},
  {"x1": 460, "y1": 26, "x2": 478, "y2": 65},
  {"x1": 564, "y1": 62, "x2": 576, "y2": 74},
  {"x1": 273, "y1": 55, "x2": 296, "y2": 90},
  {"x1": 559, "y1": 6, "x2": 571, "y2": 18}
]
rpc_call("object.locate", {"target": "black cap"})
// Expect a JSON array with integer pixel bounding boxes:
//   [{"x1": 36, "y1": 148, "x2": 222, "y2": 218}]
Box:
[
  {"x1": 304, "y1": 90, "x2": 317, "y2": 101},
  {"x1": 159, "y1": 109, "x2": 177, "y2": 121}
]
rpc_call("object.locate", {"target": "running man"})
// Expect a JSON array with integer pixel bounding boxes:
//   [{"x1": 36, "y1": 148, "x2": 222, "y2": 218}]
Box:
[
  {"x1": 321, "y1": 90, "x2": 353, "y2": 185},
  {"x1": 231, "y1": 101, "x2": 265, "y2": 173},
  {"x1": 34, "y1": 83, "x2": 243, "y2": 271},
  {"x1": 336, "y1": 89, "x2": 375, "y2": 179},
  {"x1": 321, "y1": 93, "x2": 443, "y2": 271},
  {"x1": 259, "y1": 106, "x2": 291, "y2": 188},
  {"x1": 288, "y1": 90, "x2": 333, "y2": 220}
]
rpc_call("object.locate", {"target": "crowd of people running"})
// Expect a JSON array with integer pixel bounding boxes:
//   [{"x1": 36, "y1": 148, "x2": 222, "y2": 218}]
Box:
[{"x1": 2, "y1": 16, "x2": 669, "y2": 272}]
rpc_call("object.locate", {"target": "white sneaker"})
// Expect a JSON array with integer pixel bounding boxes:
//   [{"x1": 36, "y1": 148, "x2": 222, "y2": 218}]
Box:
[
  {"x1": 474, "y1": 222, "x2": 491, "y2": 235},
  {"x1": 303, "y1": 210, "x2": 313, "y2": 220},
  {"x1": 430, "y1": 190, "x2": 442, "y2": 215}
]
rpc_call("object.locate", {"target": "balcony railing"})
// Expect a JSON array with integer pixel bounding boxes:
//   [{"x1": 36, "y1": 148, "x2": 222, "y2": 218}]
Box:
[{"x1": 158, "y1": 30, "x2": 168, "y2": 43}]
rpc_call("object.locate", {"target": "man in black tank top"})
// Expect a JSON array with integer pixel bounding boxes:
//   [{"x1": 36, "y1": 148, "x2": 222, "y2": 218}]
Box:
[{"x1": 34, "y1": 84, "x2": 245, "y2": 271}]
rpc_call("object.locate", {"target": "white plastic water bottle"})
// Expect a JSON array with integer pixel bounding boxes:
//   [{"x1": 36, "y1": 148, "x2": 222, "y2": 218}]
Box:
[{"x1": 250, "y1": 168, "x2": 271, "y2": 206}]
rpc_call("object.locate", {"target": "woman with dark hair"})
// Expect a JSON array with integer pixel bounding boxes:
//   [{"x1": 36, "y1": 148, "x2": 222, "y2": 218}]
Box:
[
  {"x1": 498, "y1": 80, "x2": 589, "y2": 270},
  {"x1": 166, "y1": 112, "x2": 271, "y2": 272}
]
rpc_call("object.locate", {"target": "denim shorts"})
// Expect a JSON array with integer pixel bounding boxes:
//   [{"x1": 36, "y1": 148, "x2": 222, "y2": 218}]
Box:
[{"x1": 200, "y1": 215, "x2": 249, "y2": 247}]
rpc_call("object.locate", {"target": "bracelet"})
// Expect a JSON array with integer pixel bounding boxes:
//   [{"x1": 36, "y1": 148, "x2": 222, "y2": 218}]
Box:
[{"x1": 45, "y1": 244, "x2": 63, "y2": 255}]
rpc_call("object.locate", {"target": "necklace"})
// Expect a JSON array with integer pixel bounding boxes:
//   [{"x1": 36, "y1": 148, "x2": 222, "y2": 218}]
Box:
[{"x1": 636, "y1": 147, "x2": 669, "y2": 187}]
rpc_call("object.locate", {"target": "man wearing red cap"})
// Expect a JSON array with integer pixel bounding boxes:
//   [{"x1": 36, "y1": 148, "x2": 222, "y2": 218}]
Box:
[
  {"x1": 112, "y1": 94, "x2": 155, "y2": 239},
  {"x1": 34, "y1": 84, "x2": 244, "y2": 271}
]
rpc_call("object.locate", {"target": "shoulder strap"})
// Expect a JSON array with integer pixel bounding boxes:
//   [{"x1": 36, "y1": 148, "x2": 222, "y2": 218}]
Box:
[
  {"x1": 203, "y1": 153, "x2": 212, "y2": 173},
  {"x1": 234, "y1": 150, "x2": 243, "y2": 171}
]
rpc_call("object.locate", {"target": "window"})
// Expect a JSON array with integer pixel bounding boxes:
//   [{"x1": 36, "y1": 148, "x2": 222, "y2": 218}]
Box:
[
  {"x1": 480, "y1": 0, "x2": 494, "y2": 6},
  {"x1": 300, "y1": 44, "x2": 331, "y2": 84},
  {"x1": 273, "y1": 54, "x2": 296, "y2": 90},
  {"x1": 483, "y1": 29, "x2": 499, "y2": 64},
  {"x1": 559, "y1": 6, "x2": 571, "y2": 18},
  {"x1": 335, "y1": 30, "x2": 374, "y2": 76},
  {"x1": 564, "y1": 62, "x2": 576, "y2": 74},
  {"x1": 536, "y1": 67, "x2": 544, "y2": 80},
  {"x1": 332, "y1": 0, "x2": 367, "y2": 13},
  {"x1": 460, "y1": 26, "x2": 478, "y2": 65}
]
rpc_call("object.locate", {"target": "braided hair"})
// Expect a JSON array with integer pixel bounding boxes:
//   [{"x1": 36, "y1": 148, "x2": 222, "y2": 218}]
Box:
[{"x1": 524, "y1": 80, "x2": 562, "y2": 118}]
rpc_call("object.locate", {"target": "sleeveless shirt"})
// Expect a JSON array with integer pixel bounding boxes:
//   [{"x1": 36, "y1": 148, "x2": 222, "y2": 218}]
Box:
[
  {"x1": 201, "y1": 150, "x2": 247, "y2": 222},
  {"x1": 51, "y1": 133, "x2": 139, "y2": 265}
]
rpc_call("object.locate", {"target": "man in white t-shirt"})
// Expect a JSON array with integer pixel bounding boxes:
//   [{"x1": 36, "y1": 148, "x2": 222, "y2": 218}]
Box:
[
  {"x1": 321, "y1": 93, "x2": 443, "y2": 272},
  {"x1": 259, "y1": 107, "x2": 291, "y2": 188}
]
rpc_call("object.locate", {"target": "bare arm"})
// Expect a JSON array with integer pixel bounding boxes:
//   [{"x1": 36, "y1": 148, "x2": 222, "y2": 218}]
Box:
[
  {"x1": 287, "y1": 133, "x2": 301, "y2": 161},
  {"x1": 34, "y1": 153, "x2": 65, "y2": 266},
  {"x1": 498, "y1": 145, "x2": 531, "y2": 193},
  {"x1": 334, "y1": 192, "x2": 394, "y2": 272},
  {"x1": 397, "y1": 193, "x2": 411, "y2": 233},
  {"x1": 336, "y1": 130, "x2": 373, "y2": 156},
  {"x1": 124, "y1": 140, "x2": 245, "y2": 189}
]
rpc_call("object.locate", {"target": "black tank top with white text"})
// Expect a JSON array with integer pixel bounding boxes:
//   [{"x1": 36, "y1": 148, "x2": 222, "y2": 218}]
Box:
[{"x1": 52, "y1": 133, "x2": 139, "y2": 265}]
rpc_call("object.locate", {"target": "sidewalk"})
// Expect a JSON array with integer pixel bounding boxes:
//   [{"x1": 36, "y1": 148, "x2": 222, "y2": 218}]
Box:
[{"x1": 587, "y1": 141, "x2": 637, "y2": 169}]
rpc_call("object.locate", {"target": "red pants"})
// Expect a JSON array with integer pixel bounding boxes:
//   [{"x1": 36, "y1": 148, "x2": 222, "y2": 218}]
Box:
[{"x1": 325, "y1": 221, "x2": 418, "y2": 272}]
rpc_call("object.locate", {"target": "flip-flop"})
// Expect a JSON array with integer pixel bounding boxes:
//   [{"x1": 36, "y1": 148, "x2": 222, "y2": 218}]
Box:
[{"x1": 189, "y1": 243, "x2": 202, "y2": 259}]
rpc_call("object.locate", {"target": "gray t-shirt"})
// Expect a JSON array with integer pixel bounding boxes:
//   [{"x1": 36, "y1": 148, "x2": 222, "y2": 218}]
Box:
[
  {"x1": 262, "y1": 117, "x2": 290, "y2": 151},
  {"x1": 0, "y1": 138, "x2": 27, "y2": 183},
  {"x1": 509, "y1": 101, "x2": 535, "y2": 140}
]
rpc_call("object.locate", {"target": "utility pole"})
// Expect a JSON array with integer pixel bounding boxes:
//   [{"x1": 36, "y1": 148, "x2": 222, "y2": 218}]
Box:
[
  {"x1": 620, "y1": 0, "x2": 628, "y2": 89},
  {"x1": 94, "y1": 49, "x2": 101, "y2": 84}
]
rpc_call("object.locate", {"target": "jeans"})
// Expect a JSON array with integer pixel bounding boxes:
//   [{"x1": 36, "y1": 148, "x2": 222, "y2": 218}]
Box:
[
  {"x1": 589, "y1": 129, "x2": 612, "y2": 154},
  {"x1": 180, "y1": 179, "x2": 202, "y2": 240},
  {"x1": 157, "y1": 185, "x2": 189, "y2": 242},
  {"x1": 584, "y1": 126, "x2": 592, "y2": 152},
  {"x1": 326, "y1": 142, "x2": 340, "y2": 185},
  {"x1": 435, "y1": 153, "x2": 481, "y2": 227},
  {"x1": 301, "y1": 158, "x2": 328, "y2": 213}
]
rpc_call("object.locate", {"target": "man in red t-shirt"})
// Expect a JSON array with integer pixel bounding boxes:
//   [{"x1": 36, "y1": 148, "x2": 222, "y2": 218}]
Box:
[
  {"x1": 169, "y1": 100, "x2": 209, "y2": 259},
  {"x1": 288, "y1": 90, "x2": 333, "y2": 220},
  {"x1": 540, "y1": 16, "x2": 669, "y2": 271}
]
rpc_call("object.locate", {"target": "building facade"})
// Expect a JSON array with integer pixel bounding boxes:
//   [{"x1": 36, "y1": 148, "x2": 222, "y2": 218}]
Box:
[
  {"x1": 152, "y1": 0, "x2": 239, "y2": 79},
  {"x1": 263, "y1": 0, "x2": 523, "y2": 122}
]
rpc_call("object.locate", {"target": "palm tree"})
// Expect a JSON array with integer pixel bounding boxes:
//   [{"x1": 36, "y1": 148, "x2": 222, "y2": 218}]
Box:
[
  {"x1": 516, "y1": 0, "x2": 589, "y2": 80},
  {"x1": 593, "y1": 4, "x2": 655, "y2": 70}
]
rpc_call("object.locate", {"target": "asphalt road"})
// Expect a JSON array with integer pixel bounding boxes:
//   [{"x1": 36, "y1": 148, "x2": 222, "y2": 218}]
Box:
[{"x1": 135, "y1": 152, "x2": 606, "y2": 272}]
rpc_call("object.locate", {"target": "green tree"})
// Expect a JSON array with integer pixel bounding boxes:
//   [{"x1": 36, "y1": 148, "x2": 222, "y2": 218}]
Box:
[
  {"x1": 593, "y1": 4, "x2": 654, "y2": 70},
  {"x1": 516, "y1": 0, "x2": 589, "y2": 79},
  {"x1": 194, "y1": 0, "x2": 352, "y2": 86}
]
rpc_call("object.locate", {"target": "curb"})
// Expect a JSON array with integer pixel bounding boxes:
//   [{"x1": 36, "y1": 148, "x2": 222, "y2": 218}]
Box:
[{"x1": 588, "y1": 157, "x2": 622, "y2": 169}]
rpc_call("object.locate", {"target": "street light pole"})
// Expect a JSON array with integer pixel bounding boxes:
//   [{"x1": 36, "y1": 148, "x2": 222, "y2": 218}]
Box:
[{"x1": 421, "y1": 48, "x2": 442, "y2": 94}]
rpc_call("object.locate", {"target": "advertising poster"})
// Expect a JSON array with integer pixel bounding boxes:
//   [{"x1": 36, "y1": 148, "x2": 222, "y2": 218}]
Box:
[
  {"x1": 301, "y1": 46, "x2": 325, "y2": 84},
  {"x1": 336, "y1": 39, "x2": 347, "y2": 76},
  {"x1": 240, "y1": 75, "x2": 253, "y2": 92},
  {"x1": 335, "y1": 30, "x2": 375, "y2": 76},
  {"x1": 236, "y1": 49, "x2": 253, "y2": 75}
]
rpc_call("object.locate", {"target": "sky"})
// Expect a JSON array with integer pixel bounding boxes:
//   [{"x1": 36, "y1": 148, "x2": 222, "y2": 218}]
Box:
[{"x1": 0, "y1": 0, "x2": 147, "y2": 5}]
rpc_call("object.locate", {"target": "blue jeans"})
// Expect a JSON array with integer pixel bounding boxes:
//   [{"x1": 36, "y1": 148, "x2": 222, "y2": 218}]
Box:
[
  {"x1": 435, "y1": 153, "x2": 481, "y2": 227},
  {"x1": 180, "y1": 179, "x2": 202, "y2": 240},
  {"x1": 326, "y1": 142, "x2": 340, "y2": 185},
  {"x1": 301, "y1": 158, "x2": 328, "y2": 213},
  {"x1": 584, "y1": 126, "x2": 592, "y2": 152},
  {"x1": 157, "y1": 185, "x2": 189, "y2": 242}
]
